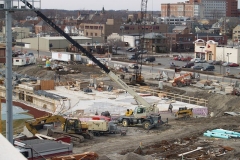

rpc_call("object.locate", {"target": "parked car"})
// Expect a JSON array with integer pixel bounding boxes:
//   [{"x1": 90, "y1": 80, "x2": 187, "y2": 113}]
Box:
[
  {"x1": 181, "y1": 57, "x2": 192, "y2": 61},
  {"x1": 173, "y1": 56, "x2": 181, "y2": 61},
  {"x1": 129, "y1": 55, "x2": 137, "y2": 60},
  {"x1": 129, "y1": 48, "x2": 136, "y2": 52},
  {"x1": 128, "y1": 64, "x2": 139, "y2": 69},
  {"x1": 182, "y1": 62, "x2": 194, "y2": 68},
  {"x1": 201, "y1": 65, "x2": 215, "y2": 71},
  {"x1": 137, "y1": 50, "x2": 147, "y2": 54},
  {"x1": 190, "y1": 58, "x2": 200, "y2": 62},
  {"x1": 229, "y1": 63, "x2": 239, "y2": 67},
  {"x1": 144, "y1": 56, "x2": 155, "y2": 62},
  {"x1": 212, "y1": 60, "x2": 223, "y2": 65},
  {"x1": 126, "y1": 47, "x2": 133, "y2": 51},
  {"x1": 195, "y1": 59, "x2": 206, "y2": 63},
  {"x1": 191, "y1": 65, "x2": 204, "y2": 70},
  {"x1": 222, "y1": 62, "x2": 231, "y2": 67}
]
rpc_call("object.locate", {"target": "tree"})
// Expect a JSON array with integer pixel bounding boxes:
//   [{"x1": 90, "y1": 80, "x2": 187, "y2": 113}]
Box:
[{"x1": 127, "y1": 18, "x2": 132, "y2": 23}]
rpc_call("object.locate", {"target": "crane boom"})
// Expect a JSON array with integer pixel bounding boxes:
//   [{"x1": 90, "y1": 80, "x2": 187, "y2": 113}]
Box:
[{"x1": 20, "y1": 0, "x2": 152, "y2": 108}]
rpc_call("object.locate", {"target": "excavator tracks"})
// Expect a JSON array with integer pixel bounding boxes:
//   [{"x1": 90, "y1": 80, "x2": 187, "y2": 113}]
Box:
[{"x1": 47, "y1": 129, "x2": 85, "y2": 144}]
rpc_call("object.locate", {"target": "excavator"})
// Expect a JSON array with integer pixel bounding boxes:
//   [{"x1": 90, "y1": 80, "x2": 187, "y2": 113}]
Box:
[
  {"x1": 172, "y1": 73, "x2": 194, "y2": 87},
  {"x1": 20, "y1": 0, "x2": 167, "y2": 130},
  {"x1": 25, "y1": 115, "x2": 93, "y2": 143}
]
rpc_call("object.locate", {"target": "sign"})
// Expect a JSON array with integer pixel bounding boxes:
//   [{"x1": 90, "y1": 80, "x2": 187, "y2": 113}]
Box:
[
  {"x1": 58, "y1": 53, "x2": 62, "y2": 59},
  {"x1": 226, "y1": 67, "x2": 230, "y2": 73}
]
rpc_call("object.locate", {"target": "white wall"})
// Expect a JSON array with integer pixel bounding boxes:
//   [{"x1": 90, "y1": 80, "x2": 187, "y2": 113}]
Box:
[
  {"x1": 123, "y1": 36, "x2": 137, "y2": 47},
  {"x1": 216, "y1": 47, "x2": 240, "y2": 63}
]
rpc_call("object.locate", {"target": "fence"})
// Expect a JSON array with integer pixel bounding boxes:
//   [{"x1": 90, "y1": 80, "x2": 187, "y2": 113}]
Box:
[{"x1": 130, "y1": 86, "x2": 208, "y2": 107}]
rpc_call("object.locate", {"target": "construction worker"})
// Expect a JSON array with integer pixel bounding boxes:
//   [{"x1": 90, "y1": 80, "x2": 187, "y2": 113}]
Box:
[{"x1": 168, "y1": 103, "x2": 173, "y2": 113}]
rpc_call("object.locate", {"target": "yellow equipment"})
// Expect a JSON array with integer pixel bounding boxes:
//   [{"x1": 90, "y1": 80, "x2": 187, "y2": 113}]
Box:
[
  {"x1": 125, "y1": 109, "x2": 133, "y2": 116},
  {"x1": 25, "y1": 115, "x2": 92, "y2": 141},
  {"x1": 175, "y1": 107, "x2": 193, "y2": 119}
]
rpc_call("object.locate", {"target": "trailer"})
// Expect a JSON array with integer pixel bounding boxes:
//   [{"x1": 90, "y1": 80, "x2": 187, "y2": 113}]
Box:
[
  {"x1": 13, "y1": 56, "x2": 36, "y2": 66},
  {"x1": 51, "y1": 52, "x2": 81, "y2": 62}
]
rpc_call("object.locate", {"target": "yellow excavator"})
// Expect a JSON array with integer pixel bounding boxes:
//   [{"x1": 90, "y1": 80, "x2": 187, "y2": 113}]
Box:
[{"x1": 25, "y1": 115, "x2": 93, "y2": 142}]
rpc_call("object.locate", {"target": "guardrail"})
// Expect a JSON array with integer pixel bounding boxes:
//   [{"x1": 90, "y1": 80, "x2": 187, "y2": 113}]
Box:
[{"x1": 130, "y1": 86, "x2": 208, "y2": 107}]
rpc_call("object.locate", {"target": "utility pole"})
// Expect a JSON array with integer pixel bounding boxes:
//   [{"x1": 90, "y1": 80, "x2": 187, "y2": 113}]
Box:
[{"x1": 1, "y1": 0, "x2": 41, "y2": 143}]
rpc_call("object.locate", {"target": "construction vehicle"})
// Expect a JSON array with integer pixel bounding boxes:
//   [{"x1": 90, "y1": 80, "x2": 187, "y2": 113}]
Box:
[
  {"x1": 25, "y1": 115, "x2": 93, "y2": 143},
  {"x1": 21, "y1": 0, "x2": 166, "y2": 130},
  {"x1": 175, "y1": 107, "x2": 193, "y2": 119},
  {"x1": 172, "y1": 73, "x2": 194, "y2": 87},
  {"x1": 47, "y1": 152, "x2": 99, "y2": 160},
  {"x1": 86, "y1": 120, "x2": 121, "y2": 136}
]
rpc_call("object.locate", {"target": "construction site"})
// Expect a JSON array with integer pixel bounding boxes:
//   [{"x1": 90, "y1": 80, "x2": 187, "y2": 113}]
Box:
[{"x1": 0, "y1": 0, "x2": 240, "y2": 160}]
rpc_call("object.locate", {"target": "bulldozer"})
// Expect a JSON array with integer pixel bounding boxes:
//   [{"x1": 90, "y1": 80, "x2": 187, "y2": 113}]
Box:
[{"x1": 174, "y1": 107, "x2": 193, "y2": 119}]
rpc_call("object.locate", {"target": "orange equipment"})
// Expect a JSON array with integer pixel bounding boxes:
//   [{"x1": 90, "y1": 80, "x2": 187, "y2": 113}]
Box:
[
  {"x1": 48, "y1": 152, "x2": 99, "y2": 160},
  {"x1": 172, "y1": 73, "x2": 193, "y2": 87}
]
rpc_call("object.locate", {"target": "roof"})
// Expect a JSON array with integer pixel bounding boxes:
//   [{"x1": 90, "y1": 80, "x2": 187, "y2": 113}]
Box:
[
  {"x1": 195, "y1": 33, "x2": 224, "y2": 37},
  {"x1": 173, "y1": 26, "x2": 188, "y2": 31},
  {"x1": 0, "y1": 134, "x2": 27, "y2": 160},
  {"x1": 42, "y1": 36, "x2": 91, "y2": 40},
  {"x1": 144, "y1": 33, "x2": 166, "y2": 39}
]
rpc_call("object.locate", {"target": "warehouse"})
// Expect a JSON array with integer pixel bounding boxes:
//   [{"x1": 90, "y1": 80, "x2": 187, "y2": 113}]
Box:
[{"x1": 16, "y1": 36, "x2": 97, "y2": 51}]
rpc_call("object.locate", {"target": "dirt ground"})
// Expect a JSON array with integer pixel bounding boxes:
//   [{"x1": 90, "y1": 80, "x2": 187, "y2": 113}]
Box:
[{"x1": 12, "y1": 64, "x2": 240, "y2": 160}]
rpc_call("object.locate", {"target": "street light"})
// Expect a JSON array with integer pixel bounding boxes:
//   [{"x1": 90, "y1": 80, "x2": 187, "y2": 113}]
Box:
[{"x1": 37, "y1": 34, "x2": 40, "y2": 58}]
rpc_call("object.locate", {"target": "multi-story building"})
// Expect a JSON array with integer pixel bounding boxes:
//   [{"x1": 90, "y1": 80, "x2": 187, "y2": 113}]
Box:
[
  {"x1": 161, "y1": 1, "x2": 204, "y2": 19},
  {"x1": 83, "y1": 21, "x2": 168, "y2": 43},
  {"x1": 232, "y1": 25, "x2": 240, "y2": 42},
  {"x1": 142, "y1": 33, "x2": 168, "y2": 53},
  {"x1": 161, "y1": 0, "x2": 238, "y2": 19},
  {"x1": 201, "y1": 0, "x2": 226, "y2": 19},
  {"x1": 157, "y1": 17, "x2": 191, "y2": 25}
]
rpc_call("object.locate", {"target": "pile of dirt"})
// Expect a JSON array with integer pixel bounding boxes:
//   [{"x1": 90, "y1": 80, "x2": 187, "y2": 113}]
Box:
[
  {"x1": 184, "y1": 90, "x2": 240, "y2": 116},
  {"x1": 12, "y1": 64, "x2": 103, "y2": 81},
  {"x1": 120, "y1": 152, "x2": 152, "y2": 160}
]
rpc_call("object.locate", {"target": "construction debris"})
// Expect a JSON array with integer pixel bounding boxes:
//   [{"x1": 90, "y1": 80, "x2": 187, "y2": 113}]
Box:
[{"x1": 204, "y1": 129, "x2": 240, "y2": 139}]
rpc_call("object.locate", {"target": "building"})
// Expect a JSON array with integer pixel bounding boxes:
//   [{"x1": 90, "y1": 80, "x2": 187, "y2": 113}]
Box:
[
  {"x1": 201, "y1": 0, "x2": 227, "y2": 19},
  {"x1": 195, "y1": 33, "x2": 227, "y2": 45},
  {"x1": 194, "y1": 39, "x2": 240, "y2": 64},
  {"x1": 16, "y1": 36, "x2": 93, "y2": 51},
  {"x1": 157, "y1": 17, "x2": 191, "y2": 25},
  {"x1": 161, "y1": 0, "x2": 238, "y2": 19},
  {"x1": 122, "y1": 34, "x2": 140, "y2": 48},
  {"x1": 172, "y1": 26, "x2": 190, "y2": 34},
  {"x1": 83, "y1": 21, "x2": 168, "y2": 43},
  {"x1": 142, "y1": 33, "x2": 167, "y2": 53},
  {"x1": 161, "y1": 1, "x2": 204, "y2": 18},
  {"x1": 232, "y1": 25, "x2": 240, "y2": 42},
  {"x1": 164, "y1": 33, "x2": 195, "y2": 52}
]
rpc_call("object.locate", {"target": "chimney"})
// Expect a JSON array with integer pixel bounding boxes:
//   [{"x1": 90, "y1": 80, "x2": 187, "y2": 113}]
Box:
[{"x1": 78, "y1": 11, "x2": 81, "y2": 17}]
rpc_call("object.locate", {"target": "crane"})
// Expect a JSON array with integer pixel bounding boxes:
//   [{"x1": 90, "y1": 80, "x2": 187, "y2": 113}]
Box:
[
  {"x1": 134, "y1": 0, "x2": 148, "y2": 84},
  {"x1": 20, "y1": 0, "x2": 167, "y2": 130}
]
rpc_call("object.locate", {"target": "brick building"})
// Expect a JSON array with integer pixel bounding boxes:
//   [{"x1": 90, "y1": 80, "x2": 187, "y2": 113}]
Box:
[
  {"x1": 142, "y1": 33, "x2": 167, "y2": 53},
  {"x1": 163, "y1": 33, "x2": 195, "y2": 52},
  {"x1": 161, "y1": 1, "x2": 204, "y2": 18}
]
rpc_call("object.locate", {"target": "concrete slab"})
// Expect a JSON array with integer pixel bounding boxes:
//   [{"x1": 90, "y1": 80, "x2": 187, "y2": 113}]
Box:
[{"x1": 47, "y1": 86, "x2": 208, "y2": 117}]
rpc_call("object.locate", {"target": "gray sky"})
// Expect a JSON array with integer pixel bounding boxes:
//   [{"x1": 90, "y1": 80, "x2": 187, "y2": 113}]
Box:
[
  {"x1": 40, "y1": 0, "x2": 181, "y2": 11},
  {"x1": 40, "y1": 0, "x2": 240, "y2": 11}
]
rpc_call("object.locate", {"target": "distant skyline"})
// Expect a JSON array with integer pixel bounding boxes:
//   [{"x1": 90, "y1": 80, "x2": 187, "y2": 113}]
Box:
[
  {"x1": 39, "y1": 0, "x2": 174, "y2": 11},
  {"x1": 40, "y1": 0, "x2": 240, "y2": 11}
]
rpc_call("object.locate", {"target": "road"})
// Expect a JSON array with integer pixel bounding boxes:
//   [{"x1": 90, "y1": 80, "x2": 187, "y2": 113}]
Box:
[
  {"x1": 14, "y1": 46, "x2": 240, "y2": 83},
  {"x1": 110, "y1": 60, "x2": 239, "y2": 84}
]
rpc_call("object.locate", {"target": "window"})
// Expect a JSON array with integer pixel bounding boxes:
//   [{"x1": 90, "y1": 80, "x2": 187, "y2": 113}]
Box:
[
  {"x1": 16, "y1": 60, "x2": 19, "y2": 62},
  {"x1": 95, "y1": 33, "x2": 97, "y2": 36},
  {"x1": 137, "y1": 108, "x2": 144, "y2": 114}
]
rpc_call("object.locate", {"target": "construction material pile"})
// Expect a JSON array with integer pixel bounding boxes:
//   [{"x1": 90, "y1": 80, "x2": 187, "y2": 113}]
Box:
[{"x1": 204, "y1": 129, "x2": 240, "y2": 139}]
